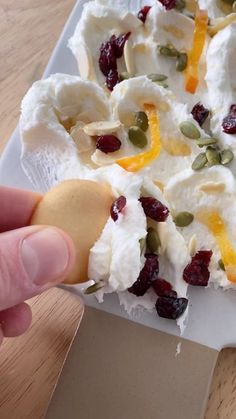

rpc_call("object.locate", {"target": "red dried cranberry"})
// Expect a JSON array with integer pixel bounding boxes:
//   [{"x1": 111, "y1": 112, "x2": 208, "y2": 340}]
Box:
[
  {"x1": 139, "y1": 197, "x2": 169, "y2": 222},
  {"x1": 110, "y1": 196, "x2": 127, "y2": 222},
  {"x1": 222, "y1": 104, "x2": 236, "y2": 134},
  {"x1": 106, "y1": 68, "x2": 119, "y2": 91},
  {"x1": 191, "y1": 102, "x2": 210, "y2": 127},
  {"x1": 156, "y1": 296, "x2": 188, "y2": 320},
  {"x1": 137, "y1": 6, "x2": 152, "y2": 23},
  {"x1": 99, "y1": 41, "x2": 117, "y2": 76},
  {"x1": 152, "y1": 278, "x2": 174, "y2": 297},
  {"x1": 96, "y1": 134, "x2": 121, "y2": 153},
  {"x1": 110, "y1": 32, "x2": 131, "y2": 58},
  {"x1": 183, "y1": 250, "x2": 212, "y2": 286},
  {"x1": 128, "y1": 254, "x2": 159, "y2": 296},
  {"x1": 159, "y1": 0, "x2": 176, "y2": 10}
]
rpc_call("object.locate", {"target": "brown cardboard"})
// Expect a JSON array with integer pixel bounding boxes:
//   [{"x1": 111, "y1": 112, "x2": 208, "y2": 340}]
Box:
[{"x1": 45, "y1": 307, "x2": 218, "y2": 419}]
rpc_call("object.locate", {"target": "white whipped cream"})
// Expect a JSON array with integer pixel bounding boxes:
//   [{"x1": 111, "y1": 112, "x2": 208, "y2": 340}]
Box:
[
  {"x1": 165, "y1": 165, "x2": 236, "y2": 289},
  {"x1": 205, "y1": 24, "x2": 236, "y2": 168}
]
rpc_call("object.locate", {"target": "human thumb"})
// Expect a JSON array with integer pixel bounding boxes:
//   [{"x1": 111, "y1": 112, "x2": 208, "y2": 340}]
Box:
[{"x1": 0, "y1": 226, "x2": 75, "y2": 311}]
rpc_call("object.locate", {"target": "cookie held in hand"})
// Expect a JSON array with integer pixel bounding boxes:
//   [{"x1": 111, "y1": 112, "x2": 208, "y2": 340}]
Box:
[{"x1": 30, "y1": 180, "x2": 113, "y2": 284}]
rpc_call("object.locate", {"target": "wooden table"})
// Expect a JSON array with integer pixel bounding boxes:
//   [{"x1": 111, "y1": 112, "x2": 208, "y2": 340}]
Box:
[{"x1": 0, "y1": 1, "x2": 236, "y2": 418}]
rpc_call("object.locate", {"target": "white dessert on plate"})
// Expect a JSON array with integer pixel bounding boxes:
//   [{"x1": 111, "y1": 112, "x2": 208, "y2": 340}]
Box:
[{"x1": 19, "y1": 0, "x2": 236, "y2": 326}]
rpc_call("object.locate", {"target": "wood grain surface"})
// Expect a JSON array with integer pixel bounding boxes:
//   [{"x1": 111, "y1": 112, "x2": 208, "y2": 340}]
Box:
[{"x1": 0, "y1": 1, "x2": 236, "y2": 418}]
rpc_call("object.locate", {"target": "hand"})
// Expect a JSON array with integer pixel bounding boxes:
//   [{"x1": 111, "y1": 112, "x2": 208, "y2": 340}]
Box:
[{"x1": 0, "y1": 186, "x2": 75, "y2": 345}]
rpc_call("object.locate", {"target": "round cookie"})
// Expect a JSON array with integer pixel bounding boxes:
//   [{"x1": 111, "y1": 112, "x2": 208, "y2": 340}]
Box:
[{"x1": 30, "y1": 179, "x2": 113, "y2": 284}]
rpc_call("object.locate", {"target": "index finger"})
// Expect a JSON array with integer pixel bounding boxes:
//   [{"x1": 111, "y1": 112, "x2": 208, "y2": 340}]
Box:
[{"x1": 0, "y1": 186, "x2": 42, "y2": 232}]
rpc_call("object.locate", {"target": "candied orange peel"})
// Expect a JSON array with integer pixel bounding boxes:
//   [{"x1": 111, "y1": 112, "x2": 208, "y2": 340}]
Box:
[
  {"x1": 197, "y1": 210, "x2": 236, "y2": 283},
  {"x1": 185, "y1": 9, "x2": 208, "y2": 94},
  {"x1": 116, "y1": 104, "x2": 161, "y2": 172}
]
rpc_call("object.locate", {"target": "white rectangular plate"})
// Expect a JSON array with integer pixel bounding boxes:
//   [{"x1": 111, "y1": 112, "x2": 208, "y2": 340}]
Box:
[{"x1": 1, "y1": 0, "x2": 236, "y2": 350}]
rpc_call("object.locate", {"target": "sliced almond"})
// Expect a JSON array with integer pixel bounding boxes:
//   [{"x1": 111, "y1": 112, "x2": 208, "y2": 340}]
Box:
[
  {"x1": 70, "y1": 121, "x2": 94, "y2": 153},
  {"x1": 154, "y1": 180, "x2": 165, "y2": 192},
  {"x1": 188, "y1": 234, "x2": 197, "y2": 256},
  {"x1": 208, "y1": 14, "x2": 236, "y2": 37},
  {"x1": 133, "y1": 43, "x2": 147, "y2": 53},
  {"x1": 124, "y1": 39, "x2": 136, "y2": 75},
  {"x1": 121, "y1": 12, "x2": 142, "y2": 29},
  {"x1": 83, "y1": 120, "x2": 122, "y2": 136},
  {"x1": 157, "y1": 101, "x2": 170, "y2": 112},
  {"x1": 162, "y1": 25, "x2": 185, "y2": 39},
  {"x1": 77, "y1": 42, "x2": 93, "y2": 80},
  {"x1": 199, "y1": 182, "x2": 225, "y2": 194},
  {"x1": 161, "y1": 137, "x2": 191, "y2": 156},
  {"x1": 91, "y1": 149, "x2": 116, "y2": 167}
]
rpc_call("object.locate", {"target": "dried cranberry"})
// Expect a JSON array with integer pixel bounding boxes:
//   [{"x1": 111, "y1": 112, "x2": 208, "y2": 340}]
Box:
[
  {"x1": 222, "y1": 104, "x2": 236, "y2": 134},
  {"x1": 99, "y1": 41, "x2": 117, "y2": 76},
  {"x1": 191, "y1": 102, "x2": 210, "y2": 127},
  {"x1": 110, "y1": 32, "x2": 131, "y2": 58},
  {"x1": 183, "y1": 250, "x2": 212, "y2": 286},
  {"x1": 106, "y1": 68, "x2": 119, "y2": 91},
  {"x1": 128, "y1": 254, "x2": 159, "y2": 296},
  {"x1": 159, "y1": 0, "x2": 176, "y2": 10},
  {"x1": 156, "y1": 296, "x2": 188, "y2": 320},
  {"x1": 139, "y1": 197, "x2": 169, "y2": 222},
  {"x1": 152, "y1": 278, "x2": 175, "y2": 297},
  {"x1": 96, "y1": 134, "x2": 121, "y2": 153},
  {"x1": 110, "y1": 196, "x2": 127, "y2": 222},
  {"x1": 137, "y1": 6, "x2": 152, "y2": 23}
]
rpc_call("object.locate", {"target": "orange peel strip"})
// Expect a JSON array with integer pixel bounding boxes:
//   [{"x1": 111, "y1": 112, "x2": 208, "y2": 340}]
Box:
[
  {"x1": 116, "y1": 104, "x2": 161, "y2": 172},
  {"x1": 185, "y1": 9, "x2": 208, "y2": 94},
  {"x1": 197, "y1": 210, "x2": 236, "y2": 283}
]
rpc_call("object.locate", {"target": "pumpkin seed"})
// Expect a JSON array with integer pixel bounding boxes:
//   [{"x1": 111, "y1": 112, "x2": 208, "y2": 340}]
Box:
[
  {"x1": 146, "y1": 227, "x2": 161, "y2": 253},
  {"x1": 134, "y1": 111, "x2": 149, "y2": 132},
  {"x1": 218, "y1": 259, "x2": 225, "y2": 271},
  {"x1": 179, "y1": 121, "x2": 201, "y2": 139},
  {"x1": 173, "y1": 211, "x2": 194, "y2": 227},
  {"x1": 233, "y1": 1, "x2": 236, "y2": 11},
  {"x1": 148, "y1": 73, "x2": 168, "y2": 82},
  {"x1": 84, "y1": 280, "x2": 105, "y2": 294},
  {"x1": 196, "y1": 137, "x2": 218, "y2": 147},
  {"x1": 139, "y1": 238, "x2": 146, "y2": 255},
  {"x1": 158, "y1": 44, "x2": 179, "y2": 57},
  {"x1": 128, "y1": 126, "x2": 148, "y2": 148},
  {"x1": 206, "y1": 146, "x2": 221, "y2": 165},
  {"x1": 176, "y1": 53, "x2": 188, "y2": 72},
  {"x1": 192, "y1": 152, "x2": 208, "y2": 170},
  {"x1": 220, "y1": 148, "x2": 234, "y2": 165},
  {"x1": 155, "y1": 81, "x2": 169, "y2": 88},
  {"x1": 120, "y1": 72, "x2": 135, "y2": 81},
  {"x1": 175, "y1": 0, "x2": 186, "y2": 11}
]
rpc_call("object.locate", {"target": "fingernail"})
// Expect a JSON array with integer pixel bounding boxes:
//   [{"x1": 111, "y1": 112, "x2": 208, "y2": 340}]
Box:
[{"x1": 21, "y1": 228, "x2": 70, "y2": 285}]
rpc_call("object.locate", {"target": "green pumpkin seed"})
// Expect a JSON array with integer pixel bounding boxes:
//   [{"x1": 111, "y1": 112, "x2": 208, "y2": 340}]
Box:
[
  {"x1": 158, "y1": 44, "x2": 179, "y2": 57},
  {"x1": 220, "y1": 149, "x2": 234, "y2": 165},
  {"x1": 233, "y1": 1, "x2": 236, "y2": 11},
  {"x1": 128, "y1": 126, "x2": 148, "y2": 148},
  {"x1": 175, "y1": 0, "x2": 186, "y2": 11},
  {"x1": 84, "y1": 280, "x2": 105, "y2": 294},
  {"x1": 139, "y1": 238, "x2": 146, "y2": 255},
  {"x1": 192, "y1": 152, "x2": 208, "y2": 170},
  {"x1": 134, "y1": 111, "x2": 149, "y2": 132},
  {"x1": 148, "y1": 73, "x2": 168, "y2": 82},
  {"x1": 155, "y1": 81, "x2": 169, "y2": 88},
  {"x1": 179, "y1": 121, "x2": 201, "y2": 139},
  {"x1": 120, "y1": 72, "x2": 135, "y2": 81},
  {"x1": 206, "y1": 146, "x2": 221, "y2": 165},
  {"x1": 146, "y1": 227, "x2": 161, "y2": 253},
  {"x1": 218, "y1": 259, "x2": 225, "y2": 271},
  {"x1": 196, "y1": 137, "x2": 218, "y2": 147},
  {"x1": 173, "y1": 211, "x2": 194, "y2": 227},
  {"x1": 176, "y1": 53, "x2": 188, "y2": 72}
]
